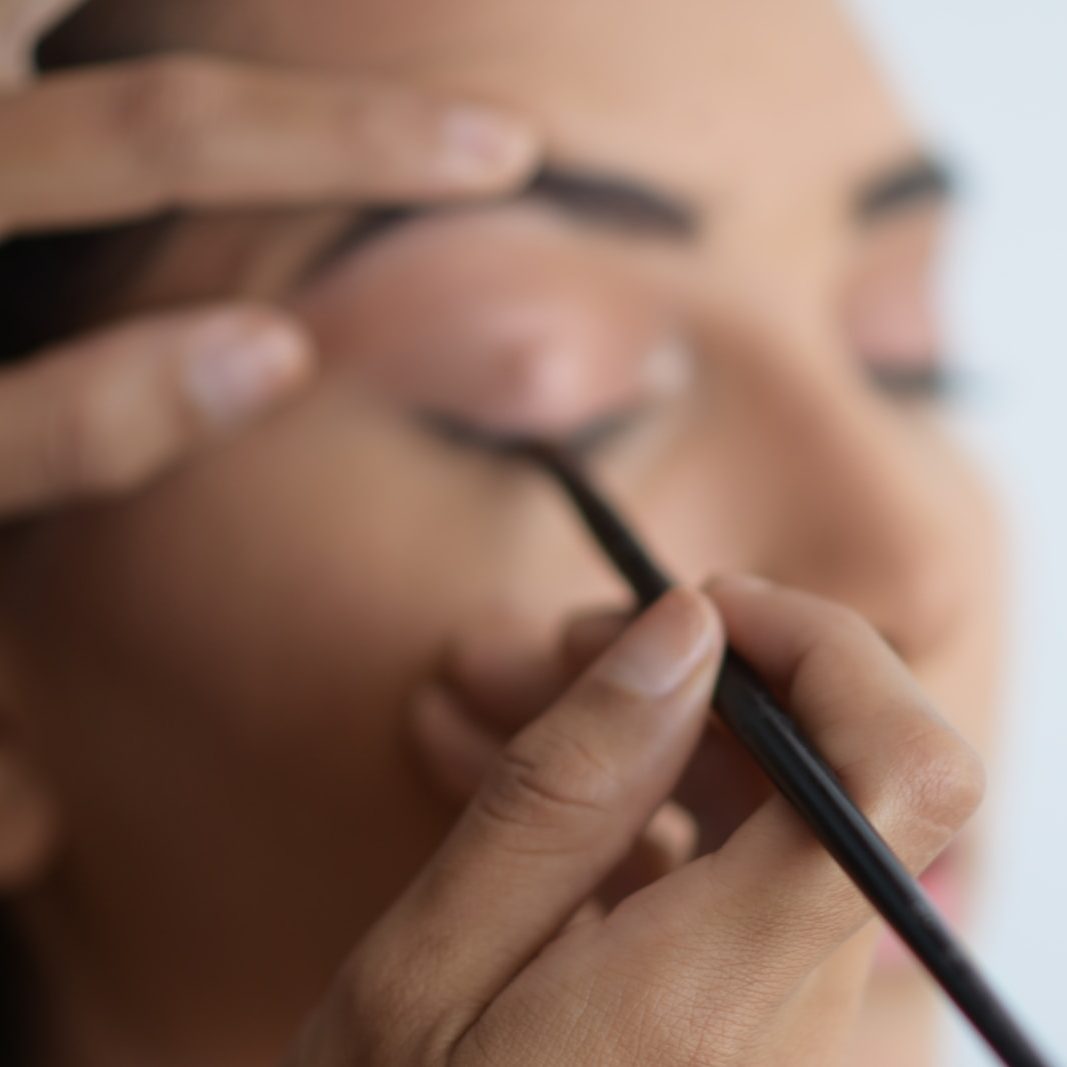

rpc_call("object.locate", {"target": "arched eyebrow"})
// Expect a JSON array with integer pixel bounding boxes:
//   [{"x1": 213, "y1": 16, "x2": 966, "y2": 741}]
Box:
[
  {"x1": 855, "y1": 155, "x2": 955, "y2": 223},
  {"x1": 302, "y1": 164, "x2": 700, "y2": 280},
  {"x1": 523, "y1": 166, "x2": 699, "y2": 238}
]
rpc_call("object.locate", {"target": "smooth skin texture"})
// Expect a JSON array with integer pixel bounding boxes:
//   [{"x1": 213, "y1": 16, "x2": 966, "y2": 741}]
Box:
[
  {"x1": 0, "y1": 0, "x2": 539, "y2": 515},
  {"x1": 0, "y1": 1, "x2": 1004, "y2": 1065}
]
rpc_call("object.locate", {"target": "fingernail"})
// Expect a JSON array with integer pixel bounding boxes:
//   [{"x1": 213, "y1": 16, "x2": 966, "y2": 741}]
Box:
[
  {"x1": 184, "y1": 316, "x2": 312, "y2": 424},
  {"x1": 601, "y1": 588, "x2": 720, "y2": 698},
  {"x1": 438, "y1": 106, "x2": 538, "y2": 183}
]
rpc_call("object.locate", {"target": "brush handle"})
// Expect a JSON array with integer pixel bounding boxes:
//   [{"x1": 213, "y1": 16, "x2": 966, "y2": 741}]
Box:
[
  {"x1": 530, "y1": 445, "x2": 1053, "y2": 1067},
  {"x1": 715, "y1": 651, "x2": 1052, "y2": 1067}
]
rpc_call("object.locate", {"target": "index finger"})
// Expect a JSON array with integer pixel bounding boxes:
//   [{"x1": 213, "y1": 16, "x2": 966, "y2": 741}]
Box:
[{"x1": 0, "y1": 54, "x2": 540, "y2": 235}]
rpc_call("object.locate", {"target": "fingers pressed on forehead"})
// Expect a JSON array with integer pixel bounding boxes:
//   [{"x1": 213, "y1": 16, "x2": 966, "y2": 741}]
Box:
[{"x1": 0, "y1": 55, "x2": 538, "y2": 235}]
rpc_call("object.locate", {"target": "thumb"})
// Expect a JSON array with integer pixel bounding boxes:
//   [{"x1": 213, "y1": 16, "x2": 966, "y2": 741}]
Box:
[
  {"x1": 0, "y1": 305, "x2": 313, "y2": 518},
  {"x1": 343, "y1": 588, "x2": 722, "y2": 1056}
]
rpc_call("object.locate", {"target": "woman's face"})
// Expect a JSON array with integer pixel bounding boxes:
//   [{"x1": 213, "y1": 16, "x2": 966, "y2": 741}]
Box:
[{"x1": 1, "y1": 0, "x2": 1002, "y2": 1057}]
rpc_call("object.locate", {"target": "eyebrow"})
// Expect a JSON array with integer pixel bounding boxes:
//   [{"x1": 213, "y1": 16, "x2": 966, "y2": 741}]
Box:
[
  {"x1": 524, "y1": 166, "x2": 700, "y2": 238},
  {"x1": 855, "y1": 155, "x2": 955, "y2": 223},
  {"x1": 304, "y1": 165, "x2": 700, "y2": 279},
  {"x1": 309, "y1": 155, "x2": 948, "y2": 281}
]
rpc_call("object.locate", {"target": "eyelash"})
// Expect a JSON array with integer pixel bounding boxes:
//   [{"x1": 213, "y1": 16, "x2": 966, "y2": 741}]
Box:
[{"x1": 864, "y1": 362, "x2": 959, "y2": 401}]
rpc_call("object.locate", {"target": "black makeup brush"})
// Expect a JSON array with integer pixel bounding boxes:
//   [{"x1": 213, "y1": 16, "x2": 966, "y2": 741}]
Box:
[{"x1": 518, "y1": 441, "x2": 1051, "y2": 1067}]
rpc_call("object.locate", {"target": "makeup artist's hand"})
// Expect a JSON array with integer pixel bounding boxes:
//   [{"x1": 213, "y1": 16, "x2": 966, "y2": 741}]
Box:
[
  {"x1": 409, "y1": 595, "x2": 769, "y2": 878},
  {"x1": 287, "y1": 577, "x2": 984, "y2": 1067},
  {"x1": 0, "y1": 0, "x2": 538, "y2": 518}
]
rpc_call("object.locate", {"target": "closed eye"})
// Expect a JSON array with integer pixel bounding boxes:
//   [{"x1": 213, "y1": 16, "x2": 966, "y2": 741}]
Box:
[{"x1": 417, "y1": 406, "x2": 650, "y2": 460}]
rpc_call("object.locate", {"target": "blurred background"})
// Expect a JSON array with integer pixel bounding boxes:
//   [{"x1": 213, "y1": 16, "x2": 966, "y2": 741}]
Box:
[{"x1": 846, "y1": 2, "x2": 1067, "y2": 1063}]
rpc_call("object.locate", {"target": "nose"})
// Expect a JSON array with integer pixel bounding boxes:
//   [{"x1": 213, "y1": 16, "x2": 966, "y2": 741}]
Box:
[{"x1": 668, "y1": 307, "x2": 990, "y2": 662}]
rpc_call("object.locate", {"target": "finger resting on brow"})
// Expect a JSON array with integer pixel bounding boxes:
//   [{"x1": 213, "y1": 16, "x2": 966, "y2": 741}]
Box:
[{"x1": 0, "y1": 56, "x2": 539, "y2": 236}]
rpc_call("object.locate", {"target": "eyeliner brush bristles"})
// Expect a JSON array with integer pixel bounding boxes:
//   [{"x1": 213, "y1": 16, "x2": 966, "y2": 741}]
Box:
[
  {"x1": 524, "y1": 442, "x2": 1053, "y2": 1067},
  {"x1": 524, "y1": 443, "x2": 670, "y2": 607}
]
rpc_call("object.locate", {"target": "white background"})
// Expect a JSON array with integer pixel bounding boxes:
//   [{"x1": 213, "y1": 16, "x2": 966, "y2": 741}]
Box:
[{"x1": 846, "y1": 3, "x2": 1067, "y2": 1064}]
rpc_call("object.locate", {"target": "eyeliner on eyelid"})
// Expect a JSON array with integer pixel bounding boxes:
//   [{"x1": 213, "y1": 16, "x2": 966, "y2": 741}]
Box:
[{"x1": 866, "y1": 362, "x2": 963, "y2": 400}]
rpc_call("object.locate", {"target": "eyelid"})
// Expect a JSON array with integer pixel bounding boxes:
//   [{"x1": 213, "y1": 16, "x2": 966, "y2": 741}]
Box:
[{"x1": 418, "y1": 405, "x2": 649, "y2": 458}]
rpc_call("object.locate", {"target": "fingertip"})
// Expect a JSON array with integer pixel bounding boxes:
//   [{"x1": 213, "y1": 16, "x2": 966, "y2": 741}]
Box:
[
  {"x1": 432, "y1": 104, "x2": 541, "y2": 191},
  {"x1": 182, "y1": 306, "x2": 316, "y2": 425},
  {"x1": 600, "y1": 587, "x2": 722, "y2": 699},
  {"x1": 645, "y1": 802, "x2": 699, "y2": 869}
]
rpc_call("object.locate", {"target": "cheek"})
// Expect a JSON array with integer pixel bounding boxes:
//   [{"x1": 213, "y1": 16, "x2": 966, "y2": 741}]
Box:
[
  {"x1": 8, "y1": 385, "x2": 641, "y2": 937},
  {"x1": 4, "y1": 400, "x2": 468, "y2": 916}
]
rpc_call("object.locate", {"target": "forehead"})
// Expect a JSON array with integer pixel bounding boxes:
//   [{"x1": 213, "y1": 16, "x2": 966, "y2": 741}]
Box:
[{"x1": 85, "y1": 0, "x2": 915, "y2": 206}]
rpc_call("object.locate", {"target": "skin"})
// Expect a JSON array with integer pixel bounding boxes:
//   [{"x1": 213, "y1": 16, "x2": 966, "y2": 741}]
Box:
[{"x1": 0, "y1": 0, "x2": 1003, "y2": 1064}]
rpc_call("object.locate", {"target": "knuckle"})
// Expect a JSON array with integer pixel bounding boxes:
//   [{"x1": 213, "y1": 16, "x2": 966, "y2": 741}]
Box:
[
  {"x1": 332, "y1": 950, "x2": 402, "y2": 1058},
  {"x1": 908, "y1": 728, "x2": 986, "y2": 837},
  {"x1": 340, "y1": 81, "x2": 443, "y2": 185},
  {"x1": 610, "y1": 967, "x2": 751, "y2": 1067},
  {"x1": 893, "y1": 725, "x2": 986, "y2": 847},
  {"x1": 116, "y1": 54, "x2": 234, "y2": 200},
  {"x1": 55, "y1": 376, "x2": 148, "y2": 497},
  {"x1": 475, "y1": 722, "x2": 619, "y2": 844},
  {"x1": 338, "y1": 940, "x2": 456, "y2": 1064},
  {"x1": 346, "y1": 79, "x2": 431, "y2": 140}
]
